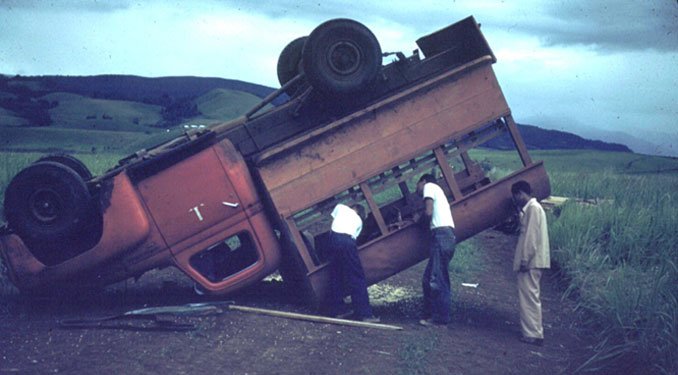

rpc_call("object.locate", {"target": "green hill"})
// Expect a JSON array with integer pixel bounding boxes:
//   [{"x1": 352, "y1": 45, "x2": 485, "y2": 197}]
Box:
[
  {"x1": 481, "y1": 124, "x2": 630, "y2": 153},
  {"x1": 0, "y1": 107, "x2": 25, "y2": 127},
  {"x1": 0, "y1": 75, "x2": 279, "y2": 155},
  {"x1": 42, "y1": 92, "x2": 163, "y2": 131},
  {"x1": 193, "y1": 88, "x2": 270, "y2": 124}
]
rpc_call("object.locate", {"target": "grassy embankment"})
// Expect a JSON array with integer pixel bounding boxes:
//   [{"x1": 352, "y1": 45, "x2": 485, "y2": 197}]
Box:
[{"x1": 475, "y1": 149, "x2": 678, "y2": 374}]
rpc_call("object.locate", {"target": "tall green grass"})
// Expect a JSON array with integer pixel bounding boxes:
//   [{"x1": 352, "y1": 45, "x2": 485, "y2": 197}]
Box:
[
  {"x1": 547, "y1": 171, "x2": 677, "y2": 373},
  {"x1": 471, "y1": 148, "x2": 677, "y2": 372}
]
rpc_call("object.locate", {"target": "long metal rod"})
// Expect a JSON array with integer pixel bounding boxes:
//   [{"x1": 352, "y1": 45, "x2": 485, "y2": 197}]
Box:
[{"x1": 245, "y1": 73, "x2": 306, "y2": 119}]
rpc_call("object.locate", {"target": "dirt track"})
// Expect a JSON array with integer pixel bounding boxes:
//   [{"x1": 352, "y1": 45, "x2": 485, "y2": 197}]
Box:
[{"x1": 0, "y1": 230, "x2": 608, "y2": 374}]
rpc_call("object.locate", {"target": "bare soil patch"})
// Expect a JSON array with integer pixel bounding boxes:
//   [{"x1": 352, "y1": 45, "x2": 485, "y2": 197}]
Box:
[{"x1": 1, "y1": 230, "x2": 608, "y2": 374}]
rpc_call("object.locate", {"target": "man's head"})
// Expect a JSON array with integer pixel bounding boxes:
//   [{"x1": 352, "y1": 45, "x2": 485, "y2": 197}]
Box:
[
  {"x1": 351, "y1": 203, "x2": 366, "y2": 219},
  {"x1": 511, "y1": 180, "x2": 532, "y2": 207},
  {"x1": 416, "y1": 173, "x2": 436, "y2": 195}
]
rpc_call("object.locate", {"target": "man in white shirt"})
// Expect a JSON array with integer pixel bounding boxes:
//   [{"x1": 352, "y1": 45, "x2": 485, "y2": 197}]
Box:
[
  {"x1": 511, "y1": 180, "x2": 550, "y2": 346},
  {"x1": 416, "y1": 174, "x2": 456, "y2": 326},
  {"x1": 326, "y1": 203, "x2": 379, "y2": 322}
]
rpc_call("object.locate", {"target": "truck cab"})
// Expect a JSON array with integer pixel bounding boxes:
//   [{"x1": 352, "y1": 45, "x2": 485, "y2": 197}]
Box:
[{"x1": 1, "y1": 136, "x2": 281, "y2": 293}]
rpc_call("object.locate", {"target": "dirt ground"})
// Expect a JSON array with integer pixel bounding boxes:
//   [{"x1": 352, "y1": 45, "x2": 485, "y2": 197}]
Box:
[{"x1": 0, "y1": 230, "x2": 618, "y2": 374}]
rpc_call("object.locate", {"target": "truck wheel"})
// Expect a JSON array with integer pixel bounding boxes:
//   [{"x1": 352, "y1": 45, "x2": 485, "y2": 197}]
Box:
[
  {"x1": 302, "y1": 18, "x2": 381, "y2": 96},
  {"x1": 36, "y1": 154, "x2": 93, "y2": 180},
  {"x1": 277, "y1": 36, "x2": 310, "y2": 98},
  {"x1": 3, "y1": 161, "x2": 99, "y2": 265}
]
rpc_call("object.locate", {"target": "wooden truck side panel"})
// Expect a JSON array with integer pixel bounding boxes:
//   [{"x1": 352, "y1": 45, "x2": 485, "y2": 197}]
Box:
[
  {"x1": 254, "y1": 58, "x2": 550, "y2": 303},
  {"x1": 256, "y1": 58, "x2": 502, "y2": 217}
]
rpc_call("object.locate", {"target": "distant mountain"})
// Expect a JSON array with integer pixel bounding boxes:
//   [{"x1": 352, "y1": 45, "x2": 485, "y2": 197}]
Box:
[
  {"x1": 482, "y1": 124, "x2": 632, "y2": 153},
  {"x1": 4, "y1": 74, "x2": 285, "y2": 105},
  {"x1": 571, "y1": 127, "x2": 676, "y2": 157},
  {"x1": 0, "y1": 74, "x2": 632, "y2": 154}
]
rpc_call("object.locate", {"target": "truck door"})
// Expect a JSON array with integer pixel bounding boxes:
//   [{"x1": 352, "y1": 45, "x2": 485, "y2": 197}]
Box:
[
  {"x1": 136, "y1": 146, "x2": 245, "y2": 249},
  {"x1": 136, "y1": 139, "x2": 282, "y2": 294}
]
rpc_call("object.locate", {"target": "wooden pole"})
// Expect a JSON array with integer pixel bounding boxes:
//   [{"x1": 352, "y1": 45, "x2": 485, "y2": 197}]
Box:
[{"x1": 228, "y1": 304, "x2": 403, "y2": 331}]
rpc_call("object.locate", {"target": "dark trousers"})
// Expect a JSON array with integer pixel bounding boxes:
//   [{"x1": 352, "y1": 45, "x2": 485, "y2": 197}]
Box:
[
  {"x1": 422, "y1": 226, "x2": 455, "y2": 323},
  {"x1": 327, "y1": 232, "x2": 373, "y2": 318}
]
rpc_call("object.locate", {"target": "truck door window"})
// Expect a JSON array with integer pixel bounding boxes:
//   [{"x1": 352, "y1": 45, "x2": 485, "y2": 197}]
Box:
[{"x1": 189, "y1": 231, "x2": 258, "y2": 282}]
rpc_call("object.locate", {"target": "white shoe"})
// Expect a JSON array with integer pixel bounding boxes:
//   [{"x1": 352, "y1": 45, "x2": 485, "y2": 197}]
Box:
[
  {"x1": 361, "y1": 316, "x2": 381, "y2": 323},
  {"x1": 419, "y1": 319, "x2": 445, "y2": 327}
]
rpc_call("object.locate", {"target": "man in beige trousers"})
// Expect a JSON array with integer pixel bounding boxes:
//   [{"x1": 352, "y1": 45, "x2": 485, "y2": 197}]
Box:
[{"x1": 511, "y1": 180, "x2": 550, "y2": 346}]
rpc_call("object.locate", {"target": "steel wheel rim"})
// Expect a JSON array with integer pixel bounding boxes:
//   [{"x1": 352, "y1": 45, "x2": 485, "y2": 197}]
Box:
[
  {"x1": 28, "y1": 188, "x2": 63, "y2": 223},
  {"x1": 327, "y1": 41, "x2": 362, "y2": 76}
]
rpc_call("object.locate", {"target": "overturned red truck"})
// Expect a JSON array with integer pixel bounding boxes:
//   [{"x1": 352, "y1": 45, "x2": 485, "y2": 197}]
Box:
[{"x1": 1, "y1": 16, "x2": 550, "y2": 304}]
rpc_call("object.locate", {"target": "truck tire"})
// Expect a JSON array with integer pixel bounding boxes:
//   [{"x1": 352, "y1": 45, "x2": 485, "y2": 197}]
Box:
[
  {"x1": 302, "y1": 18, "x2": 381, "y2": 96},
  {"x1": 277, "y1": 36, "x2": 310, "y2": 98},
  {"x1": 3, "y1": 161, "x2": 100, "y2": 265},
  {"x1": 36, "y1": 154, "x2": 93, "y2": 180}
]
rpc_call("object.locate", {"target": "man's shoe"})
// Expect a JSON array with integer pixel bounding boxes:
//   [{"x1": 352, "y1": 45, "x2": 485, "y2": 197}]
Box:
[
  {"x1": 519, "y1": 336, "x2": 544, "y2": 346},
  {"x1": 360, "y1": 316, "x2": 381, "y2": 323},
  {"x1": 336, "y1": 310, "x2": 355, "y2": 319},
  {"x1": 419, "y1": 318, "x2": 446, "y2": 327}
]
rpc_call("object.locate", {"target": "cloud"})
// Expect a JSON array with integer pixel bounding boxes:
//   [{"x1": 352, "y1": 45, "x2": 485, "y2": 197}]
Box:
[
  {"x1": 0, "y1": 0, "x2": 675, "y2": 155},
  {"x1": 214, "y1": 1, "x2": 678, "y2": 53},
  {"x1": 535, "y1": 1, "x2": 678, "y2": 52},
  {"x1": 0, "y1": 0, "x2": 131, "y2": 12}
]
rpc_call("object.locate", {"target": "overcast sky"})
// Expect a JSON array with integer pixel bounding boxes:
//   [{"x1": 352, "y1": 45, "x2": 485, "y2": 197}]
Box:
[{"x1": 1, "y1": 0, "x2": 676, "y2": 156}]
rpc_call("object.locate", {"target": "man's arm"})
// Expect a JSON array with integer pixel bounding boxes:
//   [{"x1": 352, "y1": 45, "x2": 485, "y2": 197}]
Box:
[
  {"x1": 415, "y1": 198, "x2": 433, "y2": 228},
  {"x1": 519, "y1": 204, "x2": 541, "y2": 271},
  {"x1": 424, "y1": 198, "x2": 434, "y2": 217}
]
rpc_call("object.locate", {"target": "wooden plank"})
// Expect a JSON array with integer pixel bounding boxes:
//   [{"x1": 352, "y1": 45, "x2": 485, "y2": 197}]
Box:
[
  {"x1": 359, "y1": 182, "x2": 388, "y2": 235},
  {"x1": 505, "y1": 114, "x2": 532, "y2": 166},
  {"x1": 459, "y1": 151, "x2": 473, "y2": 174},
  {"x1": 261, "y1": 86, "x2": 509, "y2": 217},
  {"x1": 255, "y1": 56, "x2": 495, "y2": 163},
  {"x1": 284, "y1": 218, "x2": 318, "y2": 271},
  {"x1": 228, "y1": 304, "x2": 403, "y2": 331},
  {"x1": 257, "y1": 62, "x2": 504, "y2": 191},
  {"x1": 434, "y1": 147, "x2": 463, "y2": 201}
]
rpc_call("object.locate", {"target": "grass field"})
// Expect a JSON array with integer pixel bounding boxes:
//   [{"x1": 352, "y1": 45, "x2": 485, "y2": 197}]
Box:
[
  {"x1": 0, "y1": 144, "x2": 676, "y2": 373},
  {"x1": 545, "y1": 168, "x2": 677, "y2": 373},
  {"x1": 526, "y1": 150, "x2": 676, "y2": 373},
  {"x1": 0, "y1": 126, "x2": 181, "y2": 154}
]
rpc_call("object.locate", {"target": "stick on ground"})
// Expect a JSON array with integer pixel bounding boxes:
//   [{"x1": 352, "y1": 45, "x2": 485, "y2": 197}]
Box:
[{"x1": 228, "y1": 304, "x2": 403, "y2": 331}]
